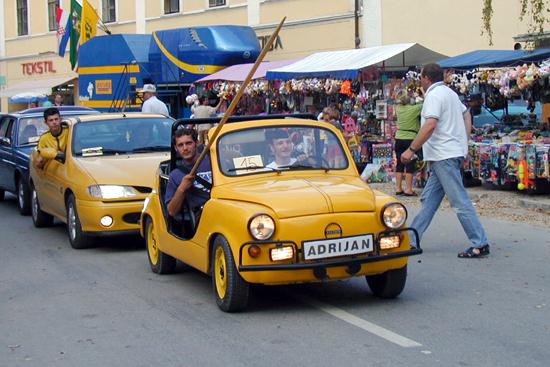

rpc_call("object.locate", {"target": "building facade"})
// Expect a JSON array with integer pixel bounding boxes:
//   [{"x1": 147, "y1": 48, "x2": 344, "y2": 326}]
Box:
[{"x1": 0, "y1": 0, "x2": 540, "y2": 111}]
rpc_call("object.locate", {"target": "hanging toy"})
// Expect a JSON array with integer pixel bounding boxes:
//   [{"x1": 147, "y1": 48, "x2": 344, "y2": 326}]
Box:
[{"x1": 517, "y1": 160, "x2": 528, "y2": 190}]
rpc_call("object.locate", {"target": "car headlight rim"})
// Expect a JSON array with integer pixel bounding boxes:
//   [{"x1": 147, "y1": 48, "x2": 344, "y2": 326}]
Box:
[
  {"x1": 248, "y1": 214, "x2": 275, "y2": 241},
  {"x1": 381, "y1": 202, "x2": 407, "y2": 229},
  {"x1": 88, "y1": 185, "x2": 139, "y2": 199}
]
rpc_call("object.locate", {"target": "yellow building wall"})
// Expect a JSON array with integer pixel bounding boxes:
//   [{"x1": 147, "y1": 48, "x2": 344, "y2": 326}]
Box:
[
  {"x1": 257, "y1": 19, "x2": 356, "y2": 61},
  {"x1": 4, "y1": 0, "x2": 17, "y2": 39},
  {"x1": 146, "y1": 0, "x2": 162, "y2": 18},
  {"x1": 185, "y1": 0, "x2": 208, "y2": 13},
  {"x1": 147, "y1": 7, "x2": 248, "y2": 31},
  {"x1": 116, "y1": 0, "x2": 135, "y2": 23},
  {"x1": 381, "y1": 0, "x2": 533, "y2": 56},
  {"x1": 260, "y1": 0, "x2": 352, "y2": 24}
]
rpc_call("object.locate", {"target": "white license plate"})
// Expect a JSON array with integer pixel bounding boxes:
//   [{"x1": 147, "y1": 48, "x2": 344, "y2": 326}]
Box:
[{"x1": 303, "y1": 234, "x2": 374, "y2": 260}]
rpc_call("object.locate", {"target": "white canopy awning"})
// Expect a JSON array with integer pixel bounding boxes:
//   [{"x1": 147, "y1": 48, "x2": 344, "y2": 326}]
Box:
[
  {"x1": 266, "y1": 43, "x2": 447, "y2": 80},
  {"x1": 0, "y1": 75, "x2": 76, "y2": 98}
]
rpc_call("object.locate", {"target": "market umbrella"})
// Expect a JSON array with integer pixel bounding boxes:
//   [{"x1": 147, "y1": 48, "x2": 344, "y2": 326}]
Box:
[{"x1": 9, "y1": 92, "x2": 49, "y2": 103}]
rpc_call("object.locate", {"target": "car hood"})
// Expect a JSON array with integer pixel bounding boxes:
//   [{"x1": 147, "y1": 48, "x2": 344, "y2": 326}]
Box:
[
  {"x1": 75, "y1": 153, "x2": 170, "y2": 187},
  {"x1": 215, "y1": 175, "x2": 376, "y2": 218}
]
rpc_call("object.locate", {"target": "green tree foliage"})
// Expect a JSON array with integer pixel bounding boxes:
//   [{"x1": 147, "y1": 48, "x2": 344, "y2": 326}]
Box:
[{"x1": 481, "y1": 0, "x2": 549, "y2": 45}]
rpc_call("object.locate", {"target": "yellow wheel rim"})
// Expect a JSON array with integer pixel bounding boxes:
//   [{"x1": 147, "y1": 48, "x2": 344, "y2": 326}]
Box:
[
  {"x1": 147, "y1": 221, "x2": 159, "y2": 266},
  {"x1": 214, "y1": 246, "x2": 227, "y2": 299}
]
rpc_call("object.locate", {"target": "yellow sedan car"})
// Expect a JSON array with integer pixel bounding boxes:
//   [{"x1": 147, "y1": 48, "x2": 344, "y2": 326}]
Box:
[
  {"x1": 141, "y1": 117, "x2": 422, "y2": 312},
  {"x1": 29, "y1": 113, "x2": 173, "y2": 249}
]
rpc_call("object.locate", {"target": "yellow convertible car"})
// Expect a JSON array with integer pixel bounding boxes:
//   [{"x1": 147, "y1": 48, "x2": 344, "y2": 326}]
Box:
[
  {"x1": 29, "y1": 113, "x2": 173, "y2": 249},
  {"x1": 141, "y1": 116, "x2": 422, "y2": 312}
]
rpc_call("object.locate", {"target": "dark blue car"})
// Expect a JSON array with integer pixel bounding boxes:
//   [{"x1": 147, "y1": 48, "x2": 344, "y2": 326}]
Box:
[{"x1": 0, "y1": 106, "x2": 98, "y2": 214}]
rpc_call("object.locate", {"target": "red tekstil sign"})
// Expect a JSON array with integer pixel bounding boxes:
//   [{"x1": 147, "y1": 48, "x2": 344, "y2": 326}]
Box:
[{"x1": 21, "y1": 61, "x2": 57, "y2": 75}]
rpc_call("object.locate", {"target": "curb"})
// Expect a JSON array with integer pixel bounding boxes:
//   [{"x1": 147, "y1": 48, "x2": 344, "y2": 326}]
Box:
[{"x1": 517, "y1": 198, "x2": 550, "y2": 212}]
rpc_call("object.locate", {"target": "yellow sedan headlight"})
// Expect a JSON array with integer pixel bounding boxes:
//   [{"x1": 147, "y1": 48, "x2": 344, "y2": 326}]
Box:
[
  {"x1": 381, "y1": 203, "x2": 407, "y2": 229},
  {"x1": 248, "y1": 214, "x2": 275, "y2": 240},
  {"x1": 88, "y1": 185, "x2": 139, "y2": 199}
]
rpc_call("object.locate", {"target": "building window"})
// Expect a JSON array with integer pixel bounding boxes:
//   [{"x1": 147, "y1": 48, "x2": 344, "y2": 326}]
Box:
[
  {"x1": 102, "y1": 0, "x2": 116, "y2": 23},
  {"x1": 165, "y1": 0, "x2": 179, "y2": 14},
  {"x1": 209, "y1": 0, "x2": 226, "y2": 7},
  {"x1": 48, "y1": 0, "x2": 60, "y2": 31},
  {"x1": 17, "y1": 0, "x2": 28, "y2": 36}
]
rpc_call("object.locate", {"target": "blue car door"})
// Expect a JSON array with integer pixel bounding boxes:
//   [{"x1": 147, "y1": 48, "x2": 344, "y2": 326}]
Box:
[{"x1": 0, "y1": 116, "x2": 17, "y2": 192}]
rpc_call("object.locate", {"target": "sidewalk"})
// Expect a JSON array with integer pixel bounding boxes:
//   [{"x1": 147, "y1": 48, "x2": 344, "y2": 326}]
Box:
[
  {"x1": 369, "y1": 182, "x2": 550, "y2": 228},
  {"x1": 517, "y1": 197, "x2": 550, "y2": 212}
]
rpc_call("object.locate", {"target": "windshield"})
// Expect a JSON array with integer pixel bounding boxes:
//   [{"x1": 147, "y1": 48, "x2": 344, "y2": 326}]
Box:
[
  {"x1": 217, "y1": 125, "x2": 349, "y2": 176},
  {"x1": 73, "y1": 117, "x2": 172, "y2": 156},
  {"x1": 17, "y1": 117, "x2": 49, "y2": 146}
]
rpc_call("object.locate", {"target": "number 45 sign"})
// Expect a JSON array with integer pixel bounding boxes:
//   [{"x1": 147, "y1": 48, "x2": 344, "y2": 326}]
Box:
[{"x1": 233, "y1": 155, "x2": 264, "y2": 175}]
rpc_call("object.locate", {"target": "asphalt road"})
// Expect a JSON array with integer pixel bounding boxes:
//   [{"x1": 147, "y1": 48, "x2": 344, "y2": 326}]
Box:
[{"x1": 1, "y1": 193, "x2": 549, "y2": 367}]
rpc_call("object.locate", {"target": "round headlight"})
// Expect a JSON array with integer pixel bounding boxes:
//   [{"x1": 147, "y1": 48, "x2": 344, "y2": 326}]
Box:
[
  {"x1": 381, "y1": 203, "x2": 407, "y2": 229},
  {"x1": 248, "y1": 214, "x2": 275, "y2": 240}
]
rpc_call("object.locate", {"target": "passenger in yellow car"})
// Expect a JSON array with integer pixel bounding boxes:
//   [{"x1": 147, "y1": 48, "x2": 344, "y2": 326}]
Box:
[
  {"x1": 266, "y1": 129, "x2": 296, "y2": 169},
  {"x1": 35, "y1": 107, "x2": 68, "y2": 169}
]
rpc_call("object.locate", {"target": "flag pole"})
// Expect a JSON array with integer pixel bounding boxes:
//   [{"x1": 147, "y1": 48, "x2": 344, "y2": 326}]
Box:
[{"x1": 189, "y1": 16, "x2": 286, "y2": 176}]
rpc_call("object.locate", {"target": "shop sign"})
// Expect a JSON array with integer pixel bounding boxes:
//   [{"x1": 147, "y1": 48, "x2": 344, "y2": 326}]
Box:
[
  {"x1": 96, "y1": 80, "x2": 112, "y2": 94},
  {"x1": 257, "y1": 35, "x2": 283, "y2": 51},
  {"x1": 21, "y1": 61, "x2": 57, "y2": 75}
]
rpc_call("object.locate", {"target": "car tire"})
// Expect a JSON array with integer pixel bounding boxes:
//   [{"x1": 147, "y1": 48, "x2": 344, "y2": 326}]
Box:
[
  {"x1": 17, "y1": 178, "x2": 31, "y2": 215},
  {"x1": 211, "y1": 235, "x2": 249, "y2": 312},
  {"x1": 31, "y1": 185, "x2": 54, "y2": 228},
  {"x1": 145, "y1": 217, "x2": 176, "y2": 274},
  {"x1": 366, "y1": 265, "x2": 407, "y2": 299},
  {"x1": 66, "y1": 194, "x2": 92, "y2": 249}
]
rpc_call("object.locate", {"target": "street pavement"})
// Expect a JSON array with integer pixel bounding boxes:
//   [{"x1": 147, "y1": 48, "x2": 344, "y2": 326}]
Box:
[{"x1": 0, "y1": 194, "x2": 549, "y2": 367}]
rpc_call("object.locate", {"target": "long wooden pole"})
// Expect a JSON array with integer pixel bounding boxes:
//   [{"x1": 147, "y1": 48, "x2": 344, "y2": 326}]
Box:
[{"x1": 189, "y1": 16, "x2": 287, "y2": 176}]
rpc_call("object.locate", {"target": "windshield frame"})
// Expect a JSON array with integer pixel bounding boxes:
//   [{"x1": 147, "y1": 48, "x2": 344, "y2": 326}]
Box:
[
  {"x1": 71, "y1": 117, "x2": 173, "y2": 157},
  {"x1": 216, "y1": 124, "x2": 350, "y2": 178}
]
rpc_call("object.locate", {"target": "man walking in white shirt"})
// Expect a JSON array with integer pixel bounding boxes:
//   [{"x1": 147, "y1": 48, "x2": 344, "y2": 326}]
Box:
[
  {"x1": 139, "y1": 84, "x2": 169, "y2": 116},
  {"x1": 401, "y1": 63, "x2": 490, "y2": 259}
]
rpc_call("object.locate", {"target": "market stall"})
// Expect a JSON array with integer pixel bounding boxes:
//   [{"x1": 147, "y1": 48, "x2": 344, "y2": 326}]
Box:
[
  {"x1": 437, "y1": 51, "x2": 550, "y2": 194},
  {"x1": 263, "y1": 43, "x2": 445, "y2": 181},
  {"x1": 191, "y1": 59, "x2": 298, "y2": 115}
]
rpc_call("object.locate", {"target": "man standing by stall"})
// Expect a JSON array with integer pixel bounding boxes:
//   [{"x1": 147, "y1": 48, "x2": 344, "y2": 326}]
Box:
[{"x1": 401, "y1": 63, "x2": 490, "y2": 258}]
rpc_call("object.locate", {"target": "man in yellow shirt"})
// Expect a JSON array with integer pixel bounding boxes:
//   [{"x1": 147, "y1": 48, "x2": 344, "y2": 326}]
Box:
[{"x1": 35, "y1": 107, "x2": 68, "y2": 169}]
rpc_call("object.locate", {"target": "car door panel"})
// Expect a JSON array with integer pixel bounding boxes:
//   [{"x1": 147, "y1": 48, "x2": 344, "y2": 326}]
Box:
[
  {"x1": 0, "y1": 117, "x2": 16, "y2": 191},
  {"x1": 41, "y1": 160, "x2": 67, "y2": 220}
]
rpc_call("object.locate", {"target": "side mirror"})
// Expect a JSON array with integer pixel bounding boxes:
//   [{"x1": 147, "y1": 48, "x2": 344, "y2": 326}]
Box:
[{"x1": 0, "y1": 136, "x2": 11, "y2": 146}]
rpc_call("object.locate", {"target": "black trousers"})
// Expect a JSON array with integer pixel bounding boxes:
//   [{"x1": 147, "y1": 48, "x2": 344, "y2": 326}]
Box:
[{"x1": 394, "y1": 139, "x2": 416, "y2": 173}]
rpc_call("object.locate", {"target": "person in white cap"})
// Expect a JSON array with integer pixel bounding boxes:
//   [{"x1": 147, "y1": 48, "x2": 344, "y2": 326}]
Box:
[{"x1": 139, "y1": 84, "x2": 169, "y2": 115}]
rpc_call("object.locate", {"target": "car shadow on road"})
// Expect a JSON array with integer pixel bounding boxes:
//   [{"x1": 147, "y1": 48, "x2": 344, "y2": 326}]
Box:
[{"x1": 245, "y1": 280, "x2": 388, "y2": 313}]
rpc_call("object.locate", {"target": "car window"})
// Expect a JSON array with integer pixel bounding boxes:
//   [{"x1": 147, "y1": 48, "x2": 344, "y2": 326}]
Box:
[
  {"x1": 17, "y1": 117, "x2": 49, "y2": 146},
  {"x1": 0, "y1": 117, "x2": 11, "y2": 138},
  {"x1": 217, "y1": 125, "x2": 349, "y2": 176},
  {"x1": 72, "y1": 117, "x2": 172, "y2": 156}
]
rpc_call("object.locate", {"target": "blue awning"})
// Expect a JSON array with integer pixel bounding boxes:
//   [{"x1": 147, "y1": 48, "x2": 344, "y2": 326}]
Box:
[{"x1": 437, "y1": 49, "x2": 550, "y2": 69}]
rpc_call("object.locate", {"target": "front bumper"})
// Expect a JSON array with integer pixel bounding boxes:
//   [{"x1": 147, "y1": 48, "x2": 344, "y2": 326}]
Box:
[
  {"x1": 76, "y1": 198, "x2": 144, "y2": 233},
  {"x1": 238, "y1": 228, "x2": 421, "y2": 272}
]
